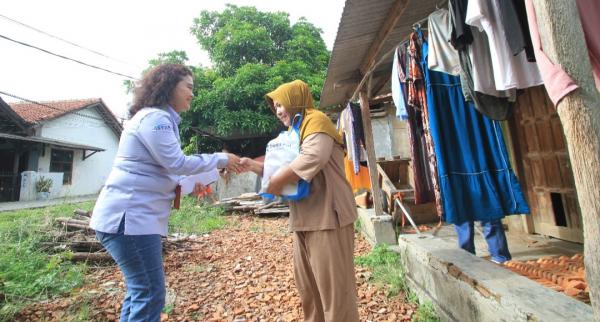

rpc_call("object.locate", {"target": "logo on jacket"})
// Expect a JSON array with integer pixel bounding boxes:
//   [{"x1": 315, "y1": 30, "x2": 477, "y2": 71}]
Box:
[{"x1": 153, "y1": 123, "x2": 172, "y2": 131}]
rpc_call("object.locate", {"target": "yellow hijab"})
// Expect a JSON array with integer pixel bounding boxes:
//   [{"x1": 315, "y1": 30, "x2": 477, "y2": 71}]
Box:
[{"x1": 265, "y1": 80, "x2": 342, "y2": 145}]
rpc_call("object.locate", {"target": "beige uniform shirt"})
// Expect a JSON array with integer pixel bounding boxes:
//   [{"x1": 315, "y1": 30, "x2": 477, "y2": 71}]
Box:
[{"x1": 288, "y1": 133, "x2": 358, "y2": 231}]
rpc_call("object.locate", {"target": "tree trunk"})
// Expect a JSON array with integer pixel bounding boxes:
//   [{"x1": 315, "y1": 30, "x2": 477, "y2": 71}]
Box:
[{"x1": 532, "y1": 1, "x2": 600, "y2": 319}]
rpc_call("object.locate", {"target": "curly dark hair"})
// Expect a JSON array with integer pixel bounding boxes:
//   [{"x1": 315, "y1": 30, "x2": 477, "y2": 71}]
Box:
[{"x1": 129, "y1": 64, "x2": 193, "y2": 117}]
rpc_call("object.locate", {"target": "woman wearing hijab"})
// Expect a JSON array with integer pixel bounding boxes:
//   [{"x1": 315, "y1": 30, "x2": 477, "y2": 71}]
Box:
[
  {"x1": 90, "y1": 63, "x2": 241, "y2": 322},
  {"x1": 240, "y1": 80, "x2": 359, "y2": 322}
]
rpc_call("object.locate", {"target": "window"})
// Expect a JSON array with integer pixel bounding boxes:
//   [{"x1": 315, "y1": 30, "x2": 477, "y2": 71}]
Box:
[{"x1": 50, "y1": 149, "x2": 74, "y2": 184}]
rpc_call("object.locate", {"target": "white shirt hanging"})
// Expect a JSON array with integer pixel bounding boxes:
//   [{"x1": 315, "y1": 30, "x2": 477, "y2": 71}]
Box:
[
  {"x1": 428, "y1": 9, "x2": 461, "y2": 76},
  {"x1": 466, "y1": 0, "x2": 543, "y2": 91}
]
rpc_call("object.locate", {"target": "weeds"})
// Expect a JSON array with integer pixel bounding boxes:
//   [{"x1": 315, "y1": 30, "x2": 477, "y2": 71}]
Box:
[
  {"x1": 0, "y1": 201, "x2": 94, "y2": 321},
  {"x1": 355, "y1": 244, "x2": 440, "y2": 321},
  {"x1": 168, "y1": 197, "x2": 228, "y2": 234},
  {"x1": 412, "y1": 300, "x2": 439, "y2": 322},
  {"x1": 355, "y1": 244, "x2": 407, "y2": 297}
]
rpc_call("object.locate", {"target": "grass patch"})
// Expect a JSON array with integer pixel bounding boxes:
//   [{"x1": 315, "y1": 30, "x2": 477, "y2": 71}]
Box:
[
  {"x1": 412, "y1": 300, "x2": 439, "y2": 322},
  {"x1": 0, "y1": 201, "x2": 94, "y2": 321},
  {"x1": 168, "y1": 197, "x2": 228, "y2": 235},
  {"x1": 0, "y1": 201, "x2": 95, "y2": 242},
  {"x1": 355, "y1": 244, "x2": 407, "y2": 297},
  {"x1": 355, "y1": 244, "x2": 440, "y2": 321},
  {"x1": 162, "y1": 303, "x2": 174, "y2": 315}
]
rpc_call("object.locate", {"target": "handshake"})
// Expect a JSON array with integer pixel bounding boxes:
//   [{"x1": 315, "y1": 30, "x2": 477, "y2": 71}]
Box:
[{"x1": 223, "y1": 154, "x2": 264, "y2": 176}]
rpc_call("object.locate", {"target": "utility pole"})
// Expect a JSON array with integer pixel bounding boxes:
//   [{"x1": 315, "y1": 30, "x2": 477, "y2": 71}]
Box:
[{"x1": 532, "y1": 1, "x2": 600, "y2": 319}]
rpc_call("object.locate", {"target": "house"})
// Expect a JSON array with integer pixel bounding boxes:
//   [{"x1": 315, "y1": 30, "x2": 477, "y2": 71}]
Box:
[
  {"x1": 0, "y1": 97, "x2": 122, "y2": 202},
  {"x1": 319, "y1": 0, "x2": 597, "y2": 320}
]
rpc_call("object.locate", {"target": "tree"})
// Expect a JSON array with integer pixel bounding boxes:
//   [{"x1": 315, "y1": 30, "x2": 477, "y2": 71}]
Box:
[
  {"x1": 127, "y1": 6, "x2": 329, "y2": 155},
  {"x1": 123, "y1": 50, "x2": 191, "y2": 94},
  {"x1": 172, "y1": 4, "x2": 330, "y2": 154},
  {"x1": 531, "y1": 1, "x2": 600, "y2": 319}
]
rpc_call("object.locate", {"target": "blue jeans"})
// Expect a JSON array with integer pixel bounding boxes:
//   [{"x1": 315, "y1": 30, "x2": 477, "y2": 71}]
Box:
[
  {"x1": 454, "y1": 219, "x2": 511, "y2": 263},
  {"x1": 96, "y1": 219, "x2": 165, "y2": 322}
]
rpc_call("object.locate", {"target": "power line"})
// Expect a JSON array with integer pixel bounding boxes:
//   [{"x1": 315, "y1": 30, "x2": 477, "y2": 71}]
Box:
[
  {"x1": 0, "y1": 90, "x2": 106, "y2": 122},
  {"x1": 0, "y1": 13, "x2": 140, "y2": 69},
  {"x1": 0, "y1": 33, "x2": 138, "y2": 80}
]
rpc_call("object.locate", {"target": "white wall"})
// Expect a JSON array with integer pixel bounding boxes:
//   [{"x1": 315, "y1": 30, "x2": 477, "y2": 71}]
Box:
[
  {"x1": 36, "y1": 106, "x2": 119, "y2": 197},
  {"x1": 19, "y1": 171, "x2": 64, "y2": 201},
  {"x1": 371, "y1": 103, "x2": 410, "y2": 160},
  {"x1": 390, "y1": 104, "x2": 410, "y2": 159}
]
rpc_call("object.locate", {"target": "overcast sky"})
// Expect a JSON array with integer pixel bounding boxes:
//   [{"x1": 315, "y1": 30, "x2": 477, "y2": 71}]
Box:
[{"x1": 0, "y1": 0, "x2": 345, "y2": 119}]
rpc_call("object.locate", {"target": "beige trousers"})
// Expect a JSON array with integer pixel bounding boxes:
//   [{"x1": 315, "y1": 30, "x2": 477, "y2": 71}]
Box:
[{"x1": 293, "y1": 224, "x2": 359, "y2": 322}]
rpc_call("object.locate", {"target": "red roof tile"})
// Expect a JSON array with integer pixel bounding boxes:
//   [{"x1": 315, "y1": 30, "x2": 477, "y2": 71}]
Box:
[{"x1": 8, "y1": 98, "x2": 102, "y2": 123}]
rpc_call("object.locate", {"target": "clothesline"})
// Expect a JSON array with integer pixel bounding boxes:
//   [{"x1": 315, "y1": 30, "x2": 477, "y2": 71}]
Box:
[
  {"x1": 349, "y1": 19, "x2": 427, "y2": 103},
  {"x1": 348, "y1": 1, "x2": 448, "y2": 103}
]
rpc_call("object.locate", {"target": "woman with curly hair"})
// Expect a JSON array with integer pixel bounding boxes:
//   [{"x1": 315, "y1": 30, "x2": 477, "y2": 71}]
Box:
[{"x1": 90, "y1": 63, "x2": 241, "y2": 322}]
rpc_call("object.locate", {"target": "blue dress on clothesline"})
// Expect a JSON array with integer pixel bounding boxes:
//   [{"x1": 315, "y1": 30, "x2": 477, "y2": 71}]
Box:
[{"x1": 417, "y1": 29, "x2": 530, "y2": 224}]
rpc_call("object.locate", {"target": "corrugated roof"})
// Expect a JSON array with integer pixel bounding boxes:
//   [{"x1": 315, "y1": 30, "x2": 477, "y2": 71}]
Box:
[{"x1": 320, "y1": 0, "x2": 439, "y2": 107}]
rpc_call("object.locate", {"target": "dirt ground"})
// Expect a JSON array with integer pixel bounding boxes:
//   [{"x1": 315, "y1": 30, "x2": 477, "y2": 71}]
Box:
[{"x1": 16, "y1": 213, "x2": 418, "y2": 322}]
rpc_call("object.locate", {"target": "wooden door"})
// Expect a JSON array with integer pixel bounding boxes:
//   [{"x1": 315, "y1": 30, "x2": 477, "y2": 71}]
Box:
[{"x1": 511, "y1": 86, "x2": 583, "y2": 243}]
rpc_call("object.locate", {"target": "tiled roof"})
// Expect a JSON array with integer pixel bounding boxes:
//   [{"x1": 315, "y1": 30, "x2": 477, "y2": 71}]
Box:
[{"x1": 8, "y1": 98, "x2": 102, "y2": 123}]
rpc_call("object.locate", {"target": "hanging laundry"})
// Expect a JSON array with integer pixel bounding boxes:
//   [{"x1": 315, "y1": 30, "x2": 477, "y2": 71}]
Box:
[
  {"x1": 576, "y1": 0, "x2": 600, "y2": 91},
  {"x1": 407, "y1": 31, "x2": 443, "y2": 214},
  {"x1": 466, "y1": 0, "x2": 543, "y2": 91},
  {"x1": 457, "y1": 45, "x2": 514, "y2": 120},
  {"x1": 449, "y1": 0, "x2": 473, "y2": 51},
  {"x1": 337, "y1": 103, "x2": 366, "y2": 174},
  {"x1": 392, "y1": 38, "x2": 434, "y2": 204},
  {"x1": 497, "y1": 0, "x2": 536, "y2": 62},
  {"x1": 418, "y1": 28, "x2": 530, "y2": 225},
  {"x1": 427, "y1": 9, "x2": 461, "y2": 76},
  {"x1": 448, "y1": 0, "x2": 477, "y2": 102},
  {"x1": 448, "y1": 0, "x2": 515, "y2": 120},
  {"x1": 392, "y1": 46, "x2": 409, "y2": 120},
  {"x1": 343, "y1": 157, "x2": 371, "y2": 193},
  {"x1": 524, "y1": 0, "x2": 578, "y2": 106},
  {"x1": 349, "y1": 102, "x2": 366, "y2": 153}
]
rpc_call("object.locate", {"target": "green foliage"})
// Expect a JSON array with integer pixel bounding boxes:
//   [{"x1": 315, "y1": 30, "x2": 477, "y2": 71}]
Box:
[
  {"x1": 148, "y1": 50, "x2": 189, "y2": 67},
  {"x1": 127, "y1": 5, "x2": 332, "y2": 153},
  {"x1": 0, "y1": 202, "x2": 94, "y2": 321},
  {"x1": 355, "y1": 245, "x2": 440, "y2": 321},
  {"x1": 191, "y1": 5, "x2": 292, "y2": 76},
  {"x1": 0, "y1": 240, "x2": 86, "y2": 300},
  {"x1": 0, "y1": 201, "x2": 95, "y2": 242},
  {"x1": 162, "y1": 303, "x2": 174, "y2": 315},
  {"x1": 355, "y1": 244, "x2": 407, "y2": 297},
  {"x1": 168, "y1": 197, "x2": 228, "y2": 234},
  {"x1": 123, "y1": 50, "x2": 192, "y2": 94},
  {"x1": 412, "y1": 301, "x2": 440, "y2": 322},
  {"x1": 35, "y1": 176, "x2": 53, "y2": 193}
]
